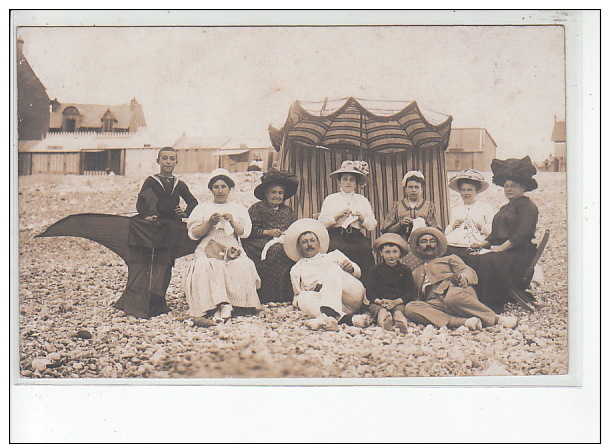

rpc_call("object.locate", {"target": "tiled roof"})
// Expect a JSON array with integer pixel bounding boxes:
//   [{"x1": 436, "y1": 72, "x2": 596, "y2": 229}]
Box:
[{"x1": 49, "y1": 102, "x2": 146, "y2": 130}]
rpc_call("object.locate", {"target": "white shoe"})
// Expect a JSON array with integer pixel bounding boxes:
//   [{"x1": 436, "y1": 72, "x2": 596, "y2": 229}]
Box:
[
  {"x1": 321, "y1": 316, "x2": 340, "y2": 332},
  {"x1": 464, "y1": 317, "x2": 482, "y2": 331},
  {"x1": 219, "y1": 303, "x2": 233, "y2": 320},
  {"x1": 351, "y1": 314, "x2": 372, "y2": 328},
  {"x1": 304, "y1": 315, "x2": 327, "y2": 330},
  {"x1": 496, "y1": 315, "x2": 519, "y2": 329},
  {"x1": 212, "y1": 307, "x2": 223, "y2": 323},
  {"x1": 304, "y1": 315, "x2": 339, "y2": 332}
]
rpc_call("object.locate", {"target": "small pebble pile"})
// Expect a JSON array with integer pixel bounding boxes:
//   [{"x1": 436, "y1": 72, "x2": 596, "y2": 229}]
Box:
[{"x1": 17, "y1": 171, "x2": 569, "y2": 379}]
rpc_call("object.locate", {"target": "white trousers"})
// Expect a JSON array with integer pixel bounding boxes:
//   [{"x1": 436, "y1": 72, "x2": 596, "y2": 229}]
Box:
[{"x1": 295, "y1": 272, "x2": 365, "y2": 318}]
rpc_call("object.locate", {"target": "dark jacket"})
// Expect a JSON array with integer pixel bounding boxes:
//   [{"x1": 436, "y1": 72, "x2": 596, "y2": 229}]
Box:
[{"x1": 136, "y1": 175, "x2": 198, "y2": 221}]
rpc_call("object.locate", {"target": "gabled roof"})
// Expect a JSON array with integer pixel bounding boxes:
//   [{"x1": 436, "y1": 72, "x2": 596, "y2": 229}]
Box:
[
  {"x1": 551, "y1": 120, "x2": 566, "y2": 142},
  {"x1": 49, "y1": 101, "x2": 146, "y2": 130},
  {"x1": 171, "y1": 134, "x2": 231, "y2": 150}
]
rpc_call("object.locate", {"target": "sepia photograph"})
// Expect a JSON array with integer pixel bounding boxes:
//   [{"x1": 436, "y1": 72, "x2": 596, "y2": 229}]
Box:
[
  {"x1": 9, "y1": 8, "x2": 602, "y2": 443},
  {"x1": 13, "y1": 14, "x2": 574, "y2": 382}
]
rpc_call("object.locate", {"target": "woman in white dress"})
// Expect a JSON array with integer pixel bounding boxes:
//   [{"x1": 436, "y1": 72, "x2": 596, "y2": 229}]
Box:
[
  {"x1": 183, "y1": 169, "x2": 261, "y2": 322},
  {"x1": 317, "y1": 160, "x2": 377, "y2": 279},
  {"x1": 444, "y1": 169, "x2": 495, "y2": 266}
]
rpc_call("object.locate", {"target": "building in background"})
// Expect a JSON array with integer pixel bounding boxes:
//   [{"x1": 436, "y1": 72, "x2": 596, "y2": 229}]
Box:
[
  {"x1": 445, "y1": 128, "x2": 497, "y2": 172},
  {"x1": 18, "y1": 100, "x2": 156, "y2": 176},
  {"x1": 18, "y1": 129, "x2": 175, "y2": 176},
  {"x1": 16, "y1": 37, "x2": 274, "y2": 177},
  {"x1": 19, "y1": 130, "x2": 276, "y2": 176},
  {"x1": 539, "y1": 119, "x2": 566, "y2": 172},
  {"x1": 16, "y1": 38, "x2": 49, "y2": 142},
  {"x1": 218, "y1": 139, "x2": 275, "y2": 173},
  {"x1": 48, "y1": 97, "x2": 146, "y2": 134}
]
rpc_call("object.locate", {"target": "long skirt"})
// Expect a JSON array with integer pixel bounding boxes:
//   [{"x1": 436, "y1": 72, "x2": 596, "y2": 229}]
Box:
[
  {"x1": 242, "y1": 238, "x2": 295, "y2": 303},
  {"x1": 468, "y1": 243, "x2": 536, "y2": 312},
  {"x1": 113, "y1": 245, "x2": 172, "y2": 319},
  {"x1": 327, "y1": 228, "x2": 375, "y2": 280},
  {"x1": 183, "y1": 230, "x2": 261, "y2": 317}
]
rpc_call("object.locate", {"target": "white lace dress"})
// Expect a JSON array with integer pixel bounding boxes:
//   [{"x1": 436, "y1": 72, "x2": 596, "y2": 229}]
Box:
[{"x1": 183, "y1": 202, "x2": 261, "y2": 316}]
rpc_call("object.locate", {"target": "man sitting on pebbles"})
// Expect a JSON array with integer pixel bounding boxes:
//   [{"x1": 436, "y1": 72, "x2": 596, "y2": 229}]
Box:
[
  {"x1": 283, "y1": 218, "x2": 371, "y2": 331},
  {"x1": 404, "y1": 227, "x2": 518, "y2": 331}
]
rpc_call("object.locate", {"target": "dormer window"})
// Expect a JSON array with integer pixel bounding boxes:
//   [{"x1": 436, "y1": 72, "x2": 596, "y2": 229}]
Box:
[
  {"x1": 62, "y1": 106, "x2": 79, "y2": 132},
  {"x1": 102, "y1": 118, "x2": 114, "y2": 132},
  {"x1": 101, "y1": 109, "x2": 116, "y2": 132}
]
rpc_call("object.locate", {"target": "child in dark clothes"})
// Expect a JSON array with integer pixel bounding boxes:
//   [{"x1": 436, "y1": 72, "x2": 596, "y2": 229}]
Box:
[
  {"x1": 136, "y1": 147, "x2": 198, "y2": 221},
  {"x1": 366, "y1": 233, "x2": 417, "y2": 333}
]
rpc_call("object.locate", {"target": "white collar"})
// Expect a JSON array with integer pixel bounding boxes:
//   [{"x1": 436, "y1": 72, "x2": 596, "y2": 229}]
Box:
[{"x1": 299, "y1": 252, "x2": 323, "y2": 263}]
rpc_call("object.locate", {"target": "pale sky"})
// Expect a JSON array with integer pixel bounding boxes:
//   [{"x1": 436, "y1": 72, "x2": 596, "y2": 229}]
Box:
[{"x1": 17, "y1": 23, "x2": 566, "y2": 161}]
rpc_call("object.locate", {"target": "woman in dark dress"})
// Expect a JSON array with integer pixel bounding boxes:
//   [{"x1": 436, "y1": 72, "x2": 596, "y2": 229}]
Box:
[
  {"x1": 469, "y1": 156, "x2": 539, "y2": 313},
  {"x1": 242, "y1": 169, "x2": 299, "y2": 303}
]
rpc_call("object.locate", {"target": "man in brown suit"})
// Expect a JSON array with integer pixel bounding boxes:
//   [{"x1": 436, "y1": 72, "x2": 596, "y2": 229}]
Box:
[{"x1": 404, "y1": 227, "x2": 518, "y2": 330}]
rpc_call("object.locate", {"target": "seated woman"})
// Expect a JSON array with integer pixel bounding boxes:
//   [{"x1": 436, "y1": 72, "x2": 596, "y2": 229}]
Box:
[
  {"x1": 318, "y1": 160, "x2": 377, "y2": 278},
  {"x1": 381, "y1": 170, "x2": 440, "y2": 269},
  {"x1": 444, "y1": 169, "x2": 495, "y2": 266},
  {"x1": 183, "y1": 169, "x2": 261, "y2": 323},
  {"x1": 469, "y1": 156, "x2": 539, "y2": 314},
  {"x1": 242, "y1": 169, "x2": 299, "y2": 303}
]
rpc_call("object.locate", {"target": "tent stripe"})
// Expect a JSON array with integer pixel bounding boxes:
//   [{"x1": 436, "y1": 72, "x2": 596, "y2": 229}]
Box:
[{"x1": 273, "y1": 98, "x2": 452, "y2": 242}]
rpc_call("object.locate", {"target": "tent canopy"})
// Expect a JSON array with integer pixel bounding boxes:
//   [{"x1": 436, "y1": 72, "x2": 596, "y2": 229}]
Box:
[{"x1": 269, "y1": 97, "x2": 453, "y2": 236}]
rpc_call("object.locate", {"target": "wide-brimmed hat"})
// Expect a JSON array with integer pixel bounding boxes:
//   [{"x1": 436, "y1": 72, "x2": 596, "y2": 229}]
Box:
[
  {"x1": 401, "y1": 170, "x2": 425, "y2": 187},
  {"x1": 491, "y1": 156, "x2": 538, "y2": 192},
  {"x1": 409, "y1": 227, "x2": 448, "y2": 259},
  {"x1": 373, "y1": 233, "x2": 410, "y2": 257},
  {"x1": 207, "y1": 168, "x2": 235, "y2": 189},
  {"x1": 448, "y1": 169, "x2": 490, "y2": 193},
  {"x1": 283, "y1": 218, "x2": 330, "y2": 262},
  {"x1": 253, "y1": 169, "x2": 299, "y2": 201},
  {"x1": 329, "y1": 160, "x2": 370, "y2": 185}
]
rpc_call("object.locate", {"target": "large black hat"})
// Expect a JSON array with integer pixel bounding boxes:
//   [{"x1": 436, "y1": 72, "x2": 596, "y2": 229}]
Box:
[
  {"x1": 253, "y1": 169, "x2": 299, "y2": 201},
  {"x1": 491, "y1": 155, "x2": 538, "y2": 192}
]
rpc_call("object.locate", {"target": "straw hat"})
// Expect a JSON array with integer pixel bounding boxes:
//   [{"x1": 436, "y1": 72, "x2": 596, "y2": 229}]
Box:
[
  {"x1": 372, "y1": 233, "x2": 410, "y2": 257},
  {"x1": 329, "y1": 160, "x2": 370, "y2": 185},
  {"x1": 409, "y1": 227, "x2": 448, "y2": 259},
  {"x1": 207, "y1": 168, "x2": 235, "y2": 189},
  {"x1": 401, "y1": 170, "x2": 425, "y2": 187},
  {"x1": 283, "y1": 218, "x2": 330, "y2": 262},
  {"x1": 491, "y1": 156, "x2": 538, "y2": 192},
  {"x1": 448, "y1": 169, "x2": 490, "y2": 193},
  {"x1": 253, "y1": 169, "x2": 299, "y2": 201}
]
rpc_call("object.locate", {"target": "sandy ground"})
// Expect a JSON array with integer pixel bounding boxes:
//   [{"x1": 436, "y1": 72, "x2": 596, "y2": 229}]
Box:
[{"x1": 16, "y1": 171, "x2": 568, "y2": 379}]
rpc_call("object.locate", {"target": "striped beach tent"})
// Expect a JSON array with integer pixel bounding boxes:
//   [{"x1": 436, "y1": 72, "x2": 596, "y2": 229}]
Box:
[{"x1": 268, "y1": 97, "x2": 453, "y2": 239}]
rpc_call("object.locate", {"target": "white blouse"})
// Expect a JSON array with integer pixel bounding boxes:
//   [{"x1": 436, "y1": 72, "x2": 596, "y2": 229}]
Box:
[
  {"x1": 187, "y1": 201, "x2": 252, "y2": 241},
  {"x1": 318, "y1": 191, "x2": 377, "y2": 231},
  {"x1": 445, "y1": 199, "x2": 495, "y2": 237}
]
